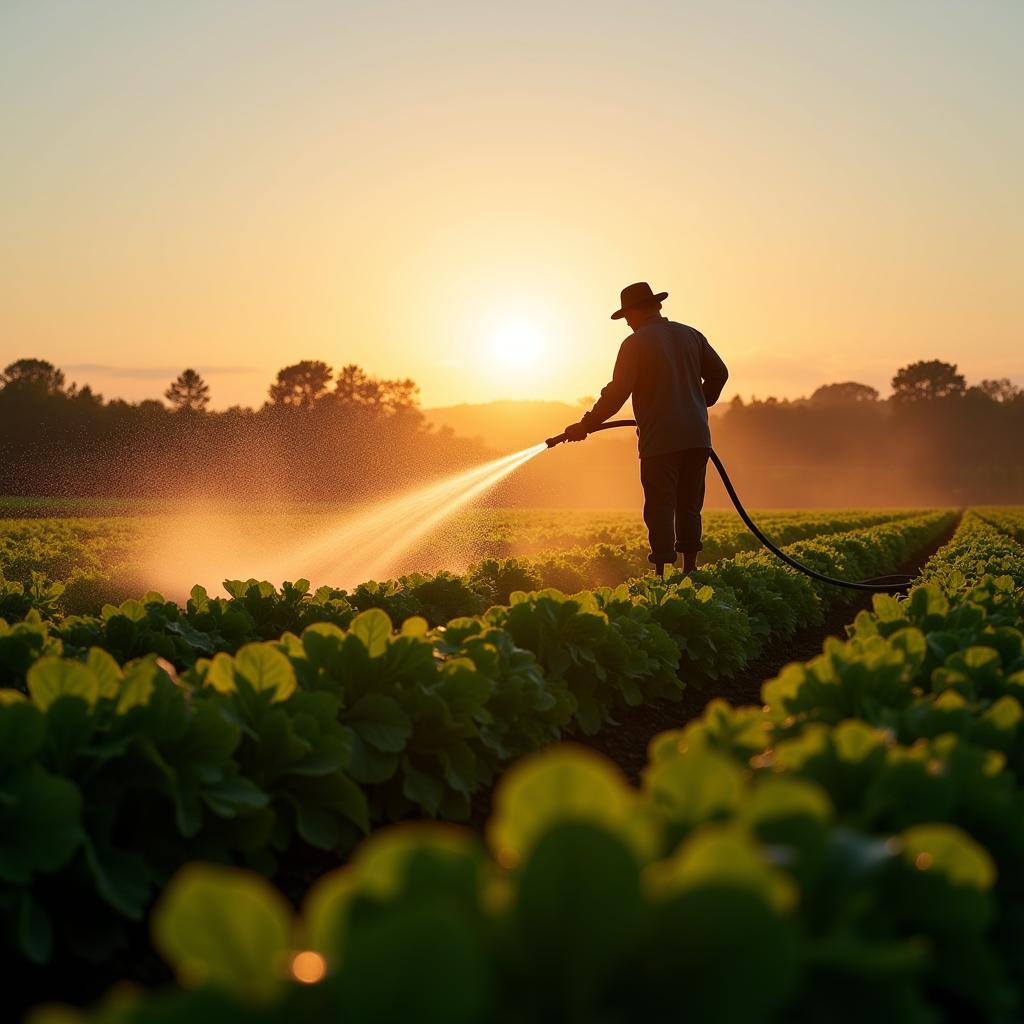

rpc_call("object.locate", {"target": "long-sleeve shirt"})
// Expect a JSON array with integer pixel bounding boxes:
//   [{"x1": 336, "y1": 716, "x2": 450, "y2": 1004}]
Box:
[{"x1": 580, "y1": 316, "x2": 729, "y2": 458}]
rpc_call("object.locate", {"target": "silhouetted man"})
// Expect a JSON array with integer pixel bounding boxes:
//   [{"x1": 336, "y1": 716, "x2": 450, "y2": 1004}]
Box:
[{"x1": 563, "y1": 282, "x2": 729, "y2": 576}]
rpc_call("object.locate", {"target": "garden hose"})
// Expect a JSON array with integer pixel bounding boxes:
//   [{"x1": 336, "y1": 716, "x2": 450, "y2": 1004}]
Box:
[{"x1": 544, "y1": 419, "x2": 915, "y2": 592}]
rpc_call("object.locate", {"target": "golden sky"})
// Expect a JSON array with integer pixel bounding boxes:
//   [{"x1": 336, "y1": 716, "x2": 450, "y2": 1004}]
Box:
[{"x1": 2, "y1": 1, "x2": 1021, "y2": 409}]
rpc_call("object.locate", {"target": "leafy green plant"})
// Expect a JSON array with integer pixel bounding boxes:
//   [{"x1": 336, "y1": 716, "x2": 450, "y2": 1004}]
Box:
[
  {"x1": 31, "y1": 740, "x2": 1010, "y2": 1024},
  {"x1": 0, "y1": 509, "x2": 965, "y2": 980}
]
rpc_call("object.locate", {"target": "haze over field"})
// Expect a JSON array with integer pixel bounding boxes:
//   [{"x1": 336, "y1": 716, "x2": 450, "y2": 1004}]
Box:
[{"x1": 2, "y1": 1, "x2": 1021, "y2": 411}]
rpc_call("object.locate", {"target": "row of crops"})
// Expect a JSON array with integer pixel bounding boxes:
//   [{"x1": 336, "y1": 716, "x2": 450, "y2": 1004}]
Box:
[
  {"x1": 0, "y1": 506, "x2": 911, "y2": 614},
  {"x1": 10, "y1": 507, "x2": 1024, "y2": 1023},
  {"x1": 1, "y1": 511, "x2": 932, "y2": 662},
  {"x1": 1, "y1": 511, "x2": 954, "y2": 985}
]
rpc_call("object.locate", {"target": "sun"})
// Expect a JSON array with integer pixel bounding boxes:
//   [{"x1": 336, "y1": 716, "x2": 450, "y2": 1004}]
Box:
[{"x1": 491, "y1": 320, "x2": 544, "y2": 369}]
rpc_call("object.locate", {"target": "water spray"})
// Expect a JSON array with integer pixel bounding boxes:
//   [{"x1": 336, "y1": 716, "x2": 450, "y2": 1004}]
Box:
[
  {"x1": 259, "y1": 442, "x2": 548, "y2": 588},
  {"x1": 544, "y1": 419, "x2": 913, "y2": 592},
  {"x1": 146, "y1": 416, "x2": 911, "y2": 597}
]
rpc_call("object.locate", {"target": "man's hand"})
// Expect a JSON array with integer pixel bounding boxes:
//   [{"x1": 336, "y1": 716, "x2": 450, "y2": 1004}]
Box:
[{"x1": 563, "y1": 421, "x2": 588, "y2": 443}]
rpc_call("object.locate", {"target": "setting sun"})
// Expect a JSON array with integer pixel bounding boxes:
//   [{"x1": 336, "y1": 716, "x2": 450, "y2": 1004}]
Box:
[{"x1": 492, "y1": 321, "x2": 544, "y2": 370}]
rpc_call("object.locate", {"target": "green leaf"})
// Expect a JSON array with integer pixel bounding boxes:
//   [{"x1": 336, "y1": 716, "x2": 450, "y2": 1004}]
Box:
[
  {"x1": 339, "y1": 901, "x2": 487, "y2": 1023},
  {"x1": 41, "y1": 696, "x2": 95, "y2": 766},
  {"x1": 645, "y1": 886, "x2": 799, "y2": 1021},
  {"x1": 327, "y1": 831, "x2": 487, "y2": 1018},
  {"x1": 83, "y1": 838, "x2": 152, "y2": 918},
  {"x1": 166, "y1": 619, "x2": 217, "y2": 655},
  {"x1": 202, "y1": 774, "x2": 270, "y2": 818},
  {"x1": 514, "y1": 821, "x2": 642, "y2": 1008},
  {"x1": 350, "y1": 608, "x2": 393, "y2": 656},
  {"x1": 118, "y1": 599, "x2": 148, "y2": 622},
  {"x1": 982, "y1": 695, "x2": 1023, "y2": 733},
  {"x1": 204, "y1": 645, "x2": 297, "y2": 701},
  {"x1": 832, "y1": 720, "x2": 887, "y2": 763},
  {"x1": 348, "y1": 736, "x2": 399, "y2": 784},
  {"x1": 349, "y1": 827, "x2": 480, "y2": 901},
  {"x1": 488, "y1": 746, "x2": 636, "y2": 868},
  {"x1": 742, "y1": 777, "x2": 833, "y2": 828},
  {"x1": 400, "y1": 616, "x2": 429, "y2": 637},
  {"x1": 402, "y1": 757, "x2": 445, "y2": 816},
  {"x1": 116, "y1": 658, "x2": 161, "y2": 714},
  {"x1": 0, "y1": 700, "x2": 46, "y2": 767},
  {"x1": 17, "y1": 891, "x2": 53, "y2": 965},
  {"x1": 86, "y1": 647, "x2": 122, "y2": 698},
  {"x1": 290, "y1": 772, "x2": 369, "y2": 846},
  {"x1": 649, "y1": 824, "x2": 797, "y2": 913},
  {"x1": 901, "y1": 824, "x2": 996, "y2": 890},
  {"x1": 153, "y1": 864, "x2": 293, "y2": 999},
  {"x1": 234, "y1": 644, "x2": 297, "y2": 702},
  {"x1": 0, "y1": 765, "x2": 82, "y2": 884},
  {"x1": 190, "y1": 584, "x2": 210, "y2": 612},
  {"x1": 27, "y1": 657, "x2": 99, "y2": 711},
  {"x1": 346, "y1": 693, "x2": 411, "y2": 753},
  {"x1": 295, "y1": 802, "x2": 344, "y2": 850},
  {"x1": 644, "y1": 747, "x2": 744, "y2": 830},
  {"x1": 203, "y1": 652, "x2": 238, "y2": 694}
]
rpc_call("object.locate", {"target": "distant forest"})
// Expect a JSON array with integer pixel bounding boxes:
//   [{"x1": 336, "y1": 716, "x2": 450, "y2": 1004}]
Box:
[
  {"x1": 1, "y1": 356, "x2": 1022, "y2": 506},
  {"x1": 708, "y1": 365, "x2": 1024, "y2": 506},
  {"x1": 0, "y1": 358, "x2": 489, "y2": 500}
]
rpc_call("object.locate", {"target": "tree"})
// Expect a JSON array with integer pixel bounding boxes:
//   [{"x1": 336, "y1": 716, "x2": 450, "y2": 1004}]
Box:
[
  {"x1": 268, "y1": 360, "x2": 333, "y2": 408},
  {"x1": 891, "y1": 360, "x2": 966, "y2": 402},
  {"x1": 334, "y1": 364, "x2": 381, "y2": 406},
  {"x1": 378, "y1": 376, "x2": 419, "y2": 414},
  {"x1": 73, "y1": 384, "x2": 103, "y2": 405},
  {"x1": 333, "y1": 364, "x2": 420, "y2": 414},
  {"x1": 975, "y1": 378, "x2": 1021, "y2": 403},
  {"x1": 809, "y1": 381, "x2": 879, "y2": 405},
  {"x1": 164, "y1": 368, "x2": 211, "y2": 412},
  {"x1": 0, "y1": 358, "x2": 66, "y2": 394}
]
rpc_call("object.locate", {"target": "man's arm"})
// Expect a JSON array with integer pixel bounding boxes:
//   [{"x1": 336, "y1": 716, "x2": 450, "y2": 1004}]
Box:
[
  {"x1": 563, "y1": 338, "x2": 637, "y2": 440},
  {"x1": 699, "y1": 335, "x2": 729, "y2": 407}
]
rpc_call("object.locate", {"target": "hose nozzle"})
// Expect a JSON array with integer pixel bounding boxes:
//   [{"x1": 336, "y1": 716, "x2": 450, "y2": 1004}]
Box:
[{"x1": 543, "y1": 419, "x2": 636, "y2": 449}]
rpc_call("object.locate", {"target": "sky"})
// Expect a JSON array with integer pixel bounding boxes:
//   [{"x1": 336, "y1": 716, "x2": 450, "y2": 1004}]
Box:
[{"x1": 2, "y1": 0, "x2": 1021, "y2": 410}]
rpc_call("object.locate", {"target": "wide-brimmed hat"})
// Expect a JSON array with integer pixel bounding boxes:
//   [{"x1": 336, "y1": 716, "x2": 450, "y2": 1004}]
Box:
[{"x1": 611, "y1": 281, "x2": 668, "y2": 320}]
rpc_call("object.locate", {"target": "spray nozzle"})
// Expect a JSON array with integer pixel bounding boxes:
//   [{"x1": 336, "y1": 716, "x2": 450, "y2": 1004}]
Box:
[{"x1": 544, "y1": 419, "x2": 637, "y2": 449}]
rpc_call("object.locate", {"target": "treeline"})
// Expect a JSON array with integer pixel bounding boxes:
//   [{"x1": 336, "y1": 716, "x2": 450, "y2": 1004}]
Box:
[
  {"x1": 0, "y1": 359, "x2": 489, "y2": 499},
  {"x1": 709, "y1": 362, "x2": 1024, "y2": 505},
  {"x1": 1, "y1": 356, "x2": 1022, "y2": 505},
  {"x1": 513, "y1": 360, "x2": 1024, "y2": 507}
]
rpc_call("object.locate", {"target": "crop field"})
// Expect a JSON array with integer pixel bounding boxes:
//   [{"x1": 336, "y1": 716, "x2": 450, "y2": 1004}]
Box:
[
  {"x1": 6, "y1": 504, "x2": 1024, "y2": 1021},
  {"x1": 0, "y1": 502, "x2": 920, "y2": 612}
]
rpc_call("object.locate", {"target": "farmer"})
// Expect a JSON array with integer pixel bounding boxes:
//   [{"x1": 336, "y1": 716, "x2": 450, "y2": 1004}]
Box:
[{"x1": 562, "y1": 281, "x2": 729, "y2": 577}]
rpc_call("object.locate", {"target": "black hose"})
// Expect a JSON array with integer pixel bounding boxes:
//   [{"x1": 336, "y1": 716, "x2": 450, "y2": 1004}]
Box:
[{"x1": 545, "y1": 419, "x2": 914, "y2": 592}]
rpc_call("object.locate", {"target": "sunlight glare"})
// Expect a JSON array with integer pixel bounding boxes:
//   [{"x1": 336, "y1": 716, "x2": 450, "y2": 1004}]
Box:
[{"x1": 492, "y1": 320, "x2": 544, "y2": 369}]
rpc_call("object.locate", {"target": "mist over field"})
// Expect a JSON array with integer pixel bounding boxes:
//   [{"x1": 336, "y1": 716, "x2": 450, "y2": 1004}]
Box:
[{"x1": 2, "y1": 356, "x2": 1021, "y2": 511}]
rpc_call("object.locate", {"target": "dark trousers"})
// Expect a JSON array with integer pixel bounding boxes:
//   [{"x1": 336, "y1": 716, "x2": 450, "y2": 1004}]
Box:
[{"x1": 639, "y1": 447, "x2": 709, "y2": 564}]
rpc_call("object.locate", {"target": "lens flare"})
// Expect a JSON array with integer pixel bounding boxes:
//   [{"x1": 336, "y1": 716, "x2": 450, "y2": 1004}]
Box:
[{"x1": 290, "y1": 950, "x2": 326, "y2": 984}]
